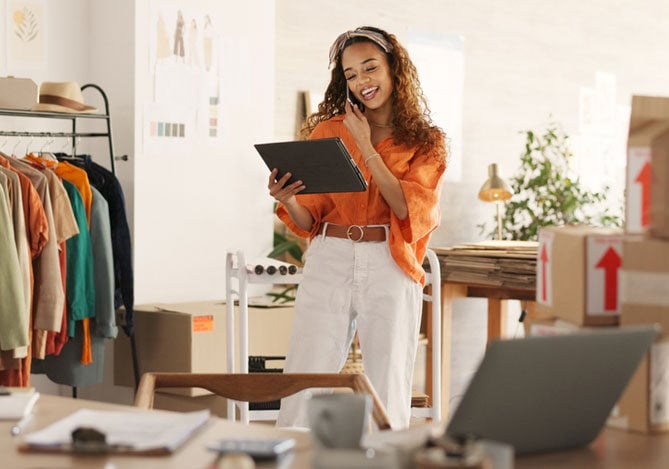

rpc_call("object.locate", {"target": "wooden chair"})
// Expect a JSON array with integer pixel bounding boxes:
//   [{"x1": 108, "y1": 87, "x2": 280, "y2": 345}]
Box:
[{"x1": 134, "y1": 372, "x2": 392, "y2": 430}]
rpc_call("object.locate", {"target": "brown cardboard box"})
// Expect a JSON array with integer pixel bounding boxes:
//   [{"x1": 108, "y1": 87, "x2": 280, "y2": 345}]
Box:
[
  {"x1": 536, "y1": 225, "x2": 624, "y2": 326},
  {"x1": 114, "y1": 300, "x2": 294, "y2": 397},
  {"x1": 651, "y1": 130, "x2": 669, "y2": 239},
  {"x1": 152, "y1": 392, "x2": 230, "y2": 418},
  {"x1": 616, "y1": 237, "x2": 669, "y2": 433},
  {"x1": 626, "y1": 95, "x2": 669, "y2": 234},
  {"x1": 525, "y1": 317, "x2": 580, "y2": 336},
  {"x1": 0, "y1": 76, "x2": 37, "y2": 110}
]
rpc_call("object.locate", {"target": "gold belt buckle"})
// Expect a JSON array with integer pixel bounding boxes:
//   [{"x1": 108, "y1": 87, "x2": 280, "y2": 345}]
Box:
[{"x1": 346, "y1": 225, "x2": 365, "y2": 242}]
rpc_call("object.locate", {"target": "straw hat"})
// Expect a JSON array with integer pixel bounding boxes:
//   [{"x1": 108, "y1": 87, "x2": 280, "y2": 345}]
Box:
[{"x1": 31, "y1": 81, "x2": 97, "y2": 113}]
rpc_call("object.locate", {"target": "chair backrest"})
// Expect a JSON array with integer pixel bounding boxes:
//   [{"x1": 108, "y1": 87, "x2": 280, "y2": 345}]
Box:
[
  {"x1": 412, "y1": 248, "x2": 442, "y2": 421},
  {"x1": 134, "y1": 372, "x2": 392, "y2": 430}
]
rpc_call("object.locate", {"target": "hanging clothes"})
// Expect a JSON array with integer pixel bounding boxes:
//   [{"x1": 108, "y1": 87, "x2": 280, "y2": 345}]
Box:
[
  {"x1": 34, "y1": 186, "x2": 117, "y2": 386},
  {"x1": 0, "y1": 167, "x2": 31, "y2": 330},
  {"x1": 0, "y1": 154, "x2": 49, "y2": 387},
  {"x1": 66, "y1": 155, "x2": 134, "y2": 336},
  {"x1": 61, "y1": 179, "x2": 95, "y2": 360},
  {"x1": 41, "y1": 167, "x2": 78, "y2": 357},
  {"x1": 0, "y1": 184, "x2": 27, "y2": 352},
  {"x1": 1, "y1": 88, "x2": 128, "y2": 389},
  {"x1": 21, "y1": 158, "x2": 81, "y2": 357},
  {"x1": 26, "y1": 154, "x2": 95, "y2": 363},
  {"x1": 6, "y1": 158, "x2": 65, "y2": 357}
]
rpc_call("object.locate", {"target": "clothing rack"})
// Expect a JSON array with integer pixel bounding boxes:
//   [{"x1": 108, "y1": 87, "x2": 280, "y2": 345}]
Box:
[
  {"x1": 0, "y1": 84, "x2": 127, "y2": 171},
  {"x1": 0, "y1": 84, "x2": 138, "y2": 394}
]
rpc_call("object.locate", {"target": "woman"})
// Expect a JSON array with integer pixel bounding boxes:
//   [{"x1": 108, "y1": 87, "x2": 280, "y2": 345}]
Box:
[{"x1": 270, "y1": 26, "x2": 446, "y2": 429}]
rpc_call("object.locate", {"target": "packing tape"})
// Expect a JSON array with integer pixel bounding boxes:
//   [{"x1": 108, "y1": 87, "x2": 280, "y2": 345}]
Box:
[{"x1": 620, "y1": 270, "x2": 669, "y2": 306}]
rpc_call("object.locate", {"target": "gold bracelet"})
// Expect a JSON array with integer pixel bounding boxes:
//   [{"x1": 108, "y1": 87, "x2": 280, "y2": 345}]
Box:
[{"x1": 364, "y1": 153, "x2": 381, "y2": 165}]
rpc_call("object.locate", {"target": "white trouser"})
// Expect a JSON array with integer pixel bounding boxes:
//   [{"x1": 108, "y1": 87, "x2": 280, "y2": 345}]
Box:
[{"x1": 276, "y1": 233, "x2": 423, "y2": 430}]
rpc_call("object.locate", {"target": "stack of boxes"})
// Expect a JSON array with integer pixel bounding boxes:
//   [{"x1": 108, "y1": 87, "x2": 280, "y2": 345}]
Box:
[
  {"x1": 530, "y1": 95, "x2": 669, "y2": 433},
  {"x1": 618, "y1": 96, "x2": 669, "y2": 433},
  {"x1": 534, "y1": 225, "x2": 624, "y2": 329}
]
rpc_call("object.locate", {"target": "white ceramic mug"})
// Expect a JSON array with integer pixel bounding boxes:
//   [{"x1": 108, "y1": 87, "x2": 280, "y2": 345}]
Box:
[{"x1": 307, "y1": 393, "x2": 372, "y2": 449}]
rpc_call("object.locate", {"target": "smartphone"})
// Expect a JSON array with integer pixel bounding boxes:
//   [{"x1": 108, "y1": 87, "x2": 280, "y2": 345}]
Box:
[
  {"x1": 206, "y1": 437, "x2": 296, "y2": 460},
  {"x1": 346, "y1": 86, "x2": 364, "y2": 110}
]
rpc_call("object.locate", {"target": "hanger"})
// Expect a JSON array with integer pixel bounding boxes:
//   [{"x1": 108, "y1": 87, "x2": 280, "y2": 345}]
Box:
[
  {"x1": 39, "y1": 134, "x2": 54, "y2": 155},
  {"x1": 56, "y1": 136, "x2": 82, "y2": 161},
  {"x1": 38, "y1": 135, "x2": 60, "y2": 164},
  {"x1": 11, "y1": 137, "x2": 23, "y2": 158},
  {"x1": 0, "y1": 137, "x2": 9, "y2": 159}
]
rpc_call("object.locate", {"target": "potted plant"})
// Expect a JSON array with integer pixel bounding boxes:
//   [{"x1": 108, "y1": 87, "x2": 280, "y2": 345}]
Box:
[
  {"x1": 480, "y1": 121, "x2": 622, "y2": 241},
  {"x1": 266, "y1": 204, "x2": 305, "y2": 303}
]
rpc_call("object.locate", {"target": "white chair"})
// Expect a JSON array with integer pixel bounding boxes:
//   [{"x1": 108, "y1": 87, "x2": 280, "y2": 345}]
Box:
[
  {"x1": 226, "y1": 248, "x2": 442, "y2": 423},
  {"x1": 411, "y1": 248, "x2": 442, "y2": 421}
]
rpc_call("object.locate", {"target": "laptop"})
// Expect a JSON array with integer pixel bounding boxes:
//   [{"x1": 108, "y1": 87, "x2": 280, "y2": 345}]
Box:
[{"x1": 446, "y1": 324, "x2": 658, "y2": 455}]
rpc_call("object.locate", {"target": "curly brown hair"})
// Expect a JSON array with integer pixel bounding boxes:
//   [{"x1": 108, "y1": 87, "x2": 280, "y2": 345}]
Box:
[{"x1": 300, "y1": 26, "x2": 446, "y2": 163}]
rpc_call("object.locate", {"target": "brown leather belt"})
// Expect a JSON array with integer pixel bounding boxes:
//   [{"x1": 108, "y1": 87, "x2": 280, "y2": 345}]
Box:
[{"x1": 319, "y1": 223, "x2": 387, "y2": 242}]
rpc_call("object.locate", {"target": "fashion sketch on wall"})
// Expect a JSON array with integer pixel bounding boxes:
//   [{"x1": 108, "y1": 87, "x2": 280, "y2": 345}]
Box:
[{"x1": 145, "y1": 0, "x2": 222, "y2": 155}]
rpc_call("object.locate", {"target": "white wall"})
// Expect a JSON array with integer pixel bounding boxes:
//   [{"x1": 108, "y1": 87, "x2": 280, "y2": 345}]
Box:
[
  {"x1": 275, "y1": 0, "x2": 669, "y2": 246},
  {"x1": 132, "y1": 0, "x2": 275, "y2": 304}
]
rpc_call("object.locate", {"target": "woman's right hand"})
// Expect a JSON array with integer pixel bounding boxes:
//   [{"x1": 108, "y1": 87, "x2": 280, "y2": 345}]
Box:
[{"x1": 268, "y1": 169, "x2": 305, "y2": 205}]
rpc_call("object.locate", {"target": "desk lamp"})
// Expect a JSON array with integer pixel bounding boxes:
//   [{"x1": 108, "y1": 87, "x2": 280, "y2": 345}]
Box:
[{"x1": 479, "y1": 163, "x2": 512, "y2": 240}]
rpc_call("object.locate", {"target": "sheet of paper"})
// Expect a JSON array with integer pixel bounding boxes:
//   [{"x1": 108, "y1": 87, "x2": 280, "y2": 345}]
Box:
[
  {"x1": 0, "y1": 389, "x2": 39, "y2": 420},
  {"x1": 24, "y1": 408, "x2": 210, "y2": 453}
]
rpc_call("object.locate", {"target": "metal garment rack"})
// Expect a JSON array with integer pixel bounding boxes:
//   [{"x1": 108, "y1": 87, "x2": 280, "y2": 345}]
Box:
[
  {"x1": 0, "y1": 84, "x2": 137, "y2": 396},
  {"x1": 0, "y1": 83, "x2": 127, "y2": 170}
]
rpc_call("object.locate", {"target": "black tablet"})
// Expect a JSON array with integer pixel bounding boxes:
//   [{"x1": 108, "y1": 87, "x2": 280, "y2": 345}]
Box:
[{"x1": 255, "y1": 137, "x2": 367, "y2": 194}]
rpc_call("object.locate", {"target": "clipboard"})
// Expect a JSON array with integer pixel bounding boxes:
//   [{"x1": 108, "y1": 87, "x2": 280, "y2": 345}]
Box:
[
  {"x1": 18, "y1": 408, "x2": 210, "y2": 455},
  {"x1": 255, "y1": 137, "x2": 367, "y2": 194}
]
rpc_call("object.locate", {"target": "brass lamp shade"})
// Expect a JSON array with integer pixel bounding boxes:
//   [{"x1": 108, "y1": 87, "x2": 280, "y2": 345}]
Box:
[{"x1": 478, "y1": 163, "x2": 512, "y2": 202}]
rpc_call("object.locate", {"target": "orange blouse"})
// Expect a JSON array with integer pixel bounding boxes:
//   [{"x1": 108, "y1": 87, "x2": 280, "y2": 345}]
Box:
[{"x1": 276, "y1": 115, "x2": 446, "y2": 285}]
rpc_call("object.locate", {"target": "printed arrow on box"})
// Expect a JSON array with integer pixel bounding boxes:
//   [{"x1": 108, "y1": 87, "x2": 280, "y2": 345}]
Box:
[{"x1": 595, "y1": 247, "x2": 622, "y2": 312}]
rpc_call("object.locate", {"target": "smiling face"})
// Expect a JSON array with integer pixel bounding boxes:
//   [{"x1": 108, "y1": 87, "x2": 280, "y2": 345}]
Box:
[{"x1": 341, "y1": 41, "x2": 394, "y2": 114}]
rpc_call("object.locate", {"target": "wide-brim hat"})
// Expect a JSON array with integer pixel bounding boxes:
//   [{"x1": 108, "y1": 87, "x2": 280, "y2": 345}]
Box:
[{"x1": 31, "y1": 81, "x2": 97, "y2": 113}]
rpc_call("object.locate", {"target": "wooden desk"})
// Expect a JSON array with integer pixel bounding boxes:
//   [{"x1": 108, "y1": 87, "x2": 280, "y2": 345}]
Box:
[
  {"x1": 3, "y1": 394, "x2": 312, "y2": 469},
  {"x1": 4, "y1": 394, "x2": 669, "y2": 468},
  {"x1": 515, "y1": 426, "x2": 669, "y2": 469},
  {"x1": 428, "y1": 280, "x2": 536, "y2": 420}
]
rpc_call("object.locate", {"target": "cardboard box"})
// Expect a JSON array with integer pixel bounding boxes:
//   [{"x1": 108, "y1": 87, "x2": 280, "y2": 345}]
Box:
[
  {"x1": 651, "y1": 130, "x2": 669, "y2": 239},
  {"x1": 0, "y1": 76, "x2": 37, "y2": 110},
  {"x1": 616, "y1": 237, "x2": 669, "y2": 433},
  {"x1": 536, "y1": 225, "x2": 624, "y2": 326},
  {"x1": 152, "y1": 392, "x2": 230, "y2": 418},
  {"x1": 625, "y1": 95, "x2": 669, "y2": 234},
  {"x1": 114, "y1": 300, "x2": 294, "y2": 396},
  {"x1": 526, "y1": 317, "x2": 580, "y2": 336}
]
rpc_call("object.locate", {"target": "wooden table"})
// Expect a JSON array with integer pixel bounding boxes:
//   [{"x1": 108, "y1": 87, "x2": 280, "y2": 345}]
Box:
[
  {"x1": 4, "y1": 394, "x2": 669, "y2": 468},
  {"x1": 515, "y1": 426, "x2": 669, "y2": 468},
  {"x1": 5, "y1": 395, "x2": 669, "y2": 469},
  {"x1": 426, "y1": 280, "x2": 536, "y2": 420},
  {"x1": 3, "y1": 394, "x2": 312, "y2": 469}
]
